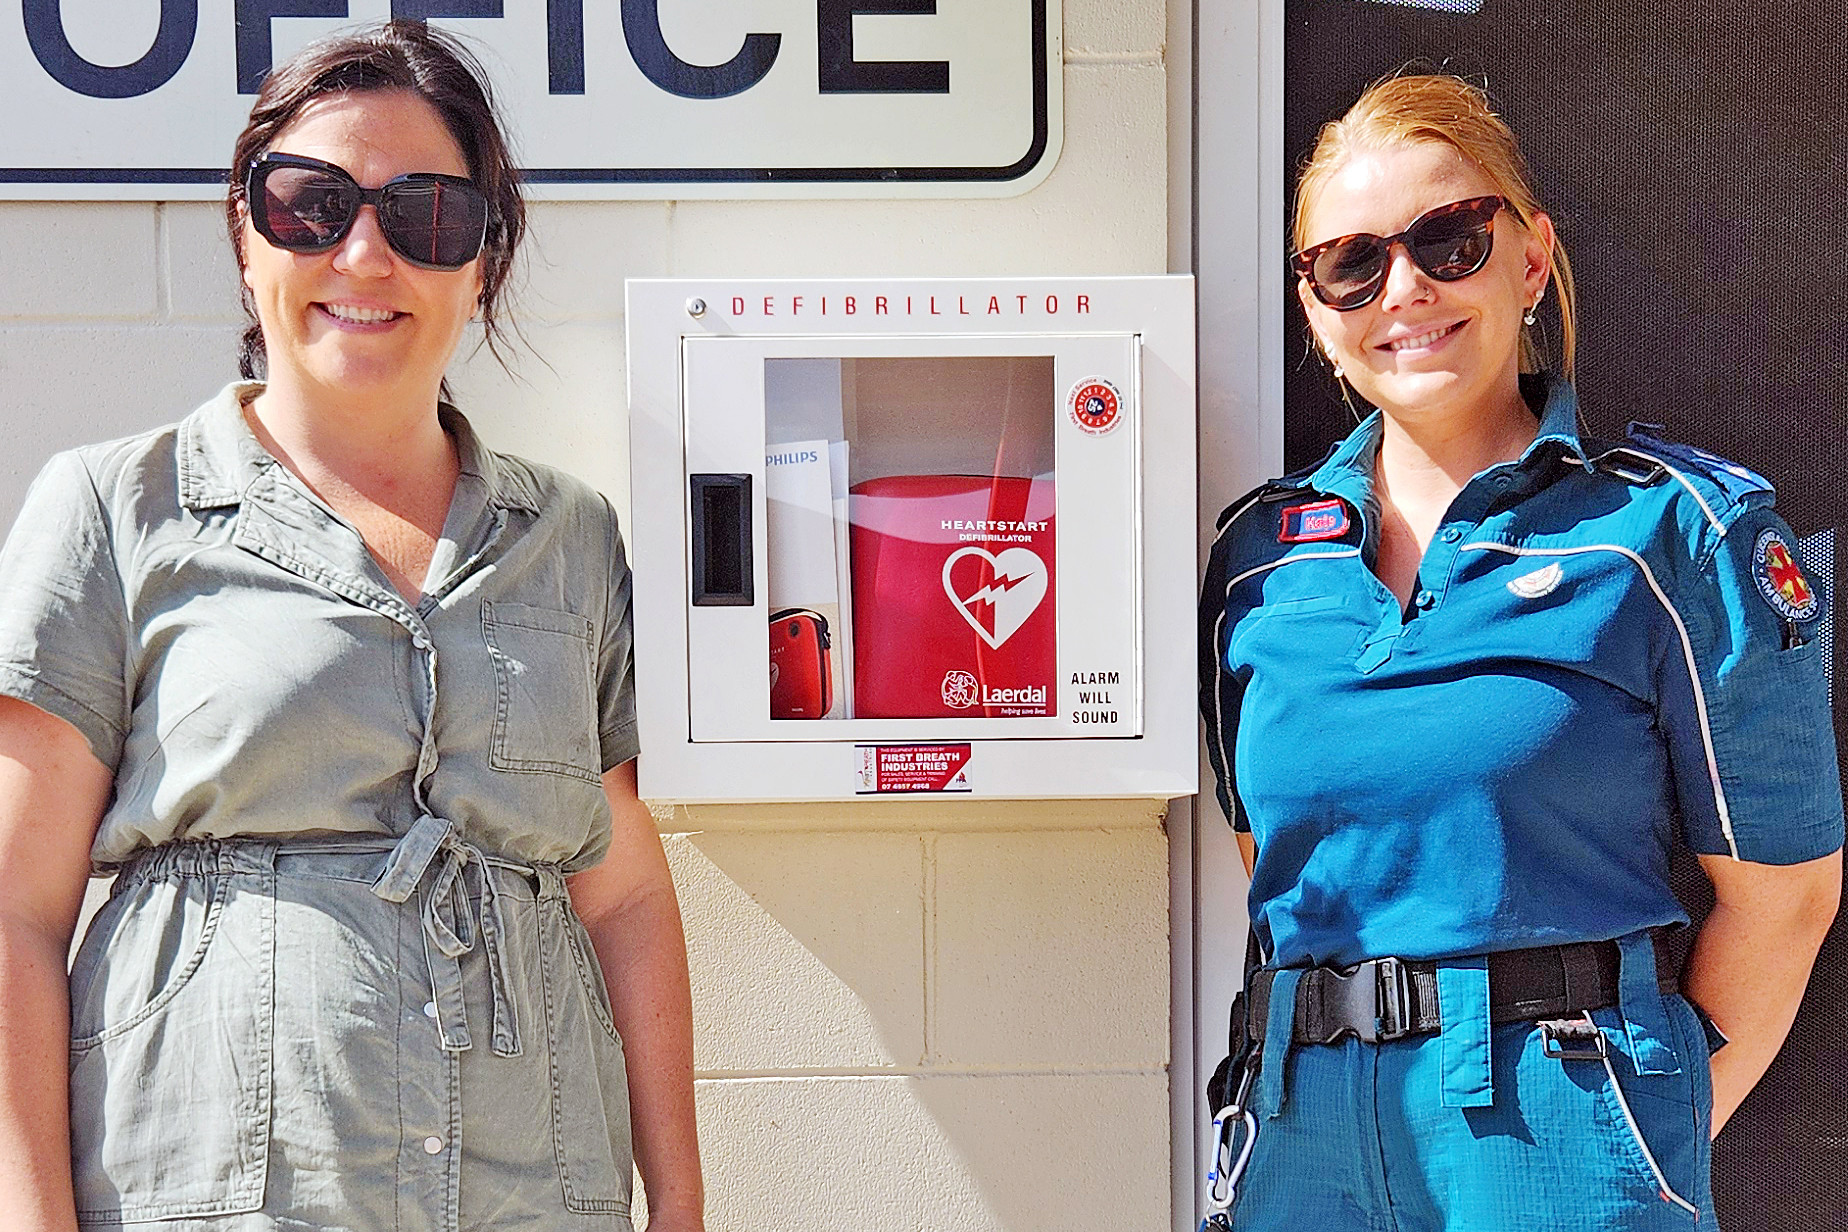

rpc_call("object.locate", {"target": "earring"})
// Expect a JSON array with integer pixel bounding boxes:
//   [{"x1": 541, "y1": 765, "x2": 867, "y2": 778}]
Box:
[
  {"x1": 1523, "y1": 306, "x2": 1536, "y2": 326},
  {"x1": 1323, "y1": 348, "x2": 1343, "y2": 380}
]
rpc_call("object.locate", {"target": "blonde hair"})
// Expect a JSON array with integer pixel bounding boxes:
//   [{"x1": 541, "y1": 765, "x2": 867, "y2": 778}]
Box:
[{"x1": 1293, "y1": 73, "x2": 1577, "y2": 380}]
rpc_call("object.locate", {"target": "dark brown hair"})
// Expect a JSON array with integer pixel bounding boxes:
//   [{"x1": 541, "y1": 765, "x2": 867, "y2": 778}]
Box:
[{"x1": 225, "y1": 20, "x2": 526, "y2": 383}]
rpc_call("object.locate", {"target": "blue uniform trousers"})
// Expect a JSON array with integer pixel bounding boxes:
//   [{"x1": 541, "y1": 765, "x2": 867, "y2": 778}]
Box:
[{"x1": 1231, "y1": 996, "x2": 1716, "y2": 1230}]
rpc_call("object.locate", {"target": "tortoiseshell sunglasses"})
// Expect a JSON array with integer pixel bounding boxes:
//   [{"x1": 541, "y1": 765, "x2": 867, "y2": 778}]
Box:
[{"x1": 1292, "y1": 195, "x2": 1508, "y2": 310}]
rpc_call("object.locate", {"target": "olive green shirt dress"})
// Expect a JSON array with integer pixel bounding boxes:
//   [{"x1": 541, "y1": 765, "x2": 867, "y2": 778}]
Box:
[{"x1": 0, "y1": 383, "x2": 642, "y2": 1230}]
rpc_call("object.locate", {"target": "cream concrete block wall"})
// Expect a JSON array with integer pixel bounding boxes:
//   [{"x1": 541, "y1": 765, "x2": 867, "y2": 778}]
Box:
[
  {"x1": 1, "y1": 3, "x2": 1176, "y2": 1229},
  {"x1": 934, "y1": 827, "x2": 1169, "y2": 1069},
  {"x1": 670, "y1": 806, "x2": 1170, "y2": 1232}
]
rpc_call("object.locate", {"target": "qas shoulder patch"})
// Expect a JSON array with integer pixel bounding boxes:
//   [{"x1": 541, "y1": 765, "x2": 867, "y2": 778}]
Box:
[
  {"x1": 1752, "y1": 528, "x2": 1820, "y2": 622},
  {"x1": 1278, "y1": 499, "x2": 1350, "y2": 544}
]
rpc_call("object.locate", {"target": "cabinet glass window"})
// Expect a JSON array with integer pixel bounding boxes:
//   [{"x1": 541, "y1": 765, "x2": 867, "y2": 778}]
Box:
[{"x1": 764, "y1": 356, "x2": 1056, "y2": 720}]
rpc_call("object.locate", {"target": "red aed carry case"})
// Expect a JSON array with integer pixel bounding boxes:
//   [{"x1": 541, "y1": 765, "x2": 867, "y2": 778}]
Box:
[
  {"x1": 849, "y1": 475, "x2": 1056, "y2": 718},
  {"x1": 768, "y1": 609, "x2": 833, "y2": 719}
]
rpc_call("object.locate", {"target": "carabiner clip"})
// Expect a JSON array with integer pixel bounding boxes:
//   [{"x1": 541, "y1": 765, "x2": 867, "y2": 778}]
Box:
[
  {"x1": 1199, "y1": 1059, "x2": 1258, "y2": 1228},
  {"x1": 1203, "y1": 1103, "x2": 1258, "y2": 1211}
]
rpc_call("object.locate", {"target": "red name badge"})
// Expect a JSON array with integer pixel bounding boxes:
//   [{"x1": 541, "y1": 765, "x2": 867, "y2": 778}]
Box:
[{"x1": 1278, "y1": 499, "x2": 1350, "y2": 543}]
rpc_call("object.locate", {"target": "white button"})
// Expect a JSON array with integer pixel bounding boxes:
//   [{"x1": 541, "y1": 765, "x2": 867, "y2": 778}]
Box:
[
  {"x1": 423, "y1": 1136, "x2": 444, "y2": 1155},
  {"x1": 423, "y1": 1002, "x2": 437, "y2": 1018}
]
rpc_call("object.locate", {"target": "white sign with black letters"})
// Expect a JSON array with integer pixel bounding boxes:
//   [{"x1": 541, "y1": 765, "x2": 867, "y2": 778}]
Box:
[{"x1": 1, "y1": 0, "x2": 1060, "y2": 199}]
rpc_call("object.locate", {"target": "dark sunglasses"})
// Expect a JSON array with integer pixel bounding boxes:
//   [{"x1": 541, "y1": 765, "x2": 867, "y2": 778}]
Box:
[
  {"x1": 245, "y1": 152, "x2": 489, "y2": 271},
  {"x1": 1292, "y1": 195, "x2": 1508, "y2": 311}
]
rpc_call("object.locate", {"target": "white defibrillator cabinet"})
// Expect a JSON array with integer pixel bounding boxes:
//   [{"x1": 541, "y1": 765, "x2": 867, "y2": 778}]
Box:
[{"x1": 625, "y1": 276, "x2": 1195, "y2": 801}]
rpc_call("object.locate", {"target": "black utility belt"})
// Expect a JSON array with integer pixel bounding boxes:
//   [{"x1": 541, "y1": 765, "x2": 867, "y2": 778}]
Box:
[{"x1": 1247, "y1": 936, "x2": 1681, "y2": 1048}]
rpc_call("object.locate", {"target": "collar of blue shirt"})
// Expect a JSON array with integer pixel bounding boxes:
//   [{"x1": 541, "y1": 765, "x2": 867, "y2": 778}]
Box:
[{"x1": 1298, "y1": 373, "x2": 1583, "y2": 510}]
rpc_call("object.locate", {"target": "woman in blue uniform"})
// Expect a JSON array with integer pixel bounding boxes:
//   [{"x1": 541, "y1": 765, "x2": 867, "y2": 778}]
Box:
[{"x1": 1200, "y1": 74, "x2": 1842, "y2": 1228}]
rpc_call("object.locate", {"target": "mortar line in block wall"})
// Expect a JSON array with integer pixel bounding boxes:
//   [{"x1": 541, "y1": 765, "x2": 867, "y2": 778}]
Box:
[
  {"x1": 921, "y1": 832, "x2": 937, "y2": 1067},
  {"x1": 692, "y1": 1066, "x2": 1170, "y2": 1082}
]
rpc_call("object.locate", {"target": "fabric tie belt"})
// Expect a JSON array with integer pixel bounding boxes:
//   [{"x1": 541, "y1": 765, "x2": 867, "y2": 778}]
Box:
[
  {"x1": 1246, "y1": 935, "x2": 1682, "y2": 1048},
  {"x1": 371, "y1": 812, "x2": 525, "y2": 1058}
]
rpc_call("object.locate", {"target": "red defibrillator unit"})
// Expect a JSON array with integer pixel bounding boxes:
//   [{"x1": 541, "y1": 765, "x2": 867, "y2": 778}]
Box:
[
  {"x1": 851, "y1": 475, "x2": 1056, "y2": 719},
  {"x1": 626, "y1": 277, "x2": 1195, "y2": 802}
]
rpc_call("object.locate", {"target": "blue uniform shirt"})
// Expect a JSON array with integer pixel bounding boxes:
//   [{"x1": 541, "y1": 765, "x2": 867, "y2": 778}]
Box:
[{"x1": 1201, "y1": 377, "x2": 1844, "y2": 969}]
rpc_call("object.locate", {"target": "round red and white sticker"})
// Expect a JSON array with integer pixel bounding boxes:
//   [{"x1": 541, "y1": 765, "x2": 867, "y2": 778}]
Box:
[{"x1": 1067, "y1": 377, "x2": 1123, "y2": 436}]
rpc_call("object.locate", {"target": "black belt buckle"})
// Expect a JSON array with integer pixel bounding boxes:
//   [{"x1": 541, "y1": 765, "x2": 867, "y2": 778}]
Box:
[
  {"x1": 1305, "y1": 957, "x2": 1413, "y2": 1044},
  {"x1": 1374, "y1": 956, "x2": 1413, "y2": 1042}
]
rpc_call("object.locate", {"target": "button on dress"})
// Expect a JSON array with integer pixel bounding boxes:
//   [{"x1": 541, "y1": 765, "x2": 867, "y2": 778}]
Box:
[{"x1": 0, "y1": 384, "x2": 642, "y2": 1230}]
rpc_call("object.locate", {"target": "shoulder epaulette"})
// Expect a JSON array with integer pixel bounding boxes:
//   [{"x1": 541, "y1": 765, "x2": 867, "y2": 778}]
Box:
[
  {"x1": 1561, "y1": 439, "x2": 1666, "y2": 486},
  {"x1": 1257, "y1": 444, "x2": 1341, "y2": 505},
  {"x1": 1619, "y1": 423, "x2": 1774, "y2": 508},
  {"x1": 1259, "y1": 479, "x2": 1316, "y2": 503},
  {"x1": 1213, "y1": 484, "x2": 1273, "y2": 533},
  {"x1": 1559, "y1": 426, "x2": 1772, "y2": 538},
  {"x1": 1216, "y1": 478, "x2": 1324, "y2": 533}
]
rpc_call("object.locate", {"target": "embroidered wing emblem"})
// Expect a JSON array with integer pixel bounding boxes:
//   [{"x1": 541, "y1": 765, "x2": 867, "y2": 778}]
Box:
[
  {"x1": 1507, "y1": 563, "x2": 1563, "y2": 600},
  {"x1": 1753, "y1": 528, "x2": 1818, "y2": 621}
]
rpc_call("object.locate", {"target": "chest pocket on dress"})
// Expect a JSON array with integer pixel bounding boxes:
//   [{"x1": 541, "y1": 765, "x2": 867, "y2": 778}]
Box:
[{"x1": 482, "y1": 601, "x2": 601, "y2": 783}]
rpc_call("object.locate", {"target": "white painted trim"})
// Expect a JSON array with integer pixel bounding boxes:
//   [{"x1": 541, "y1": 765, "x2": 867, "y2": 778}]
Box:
[
  {"x1": 1460, "y1": 541, "x2": 1737, "y2": 859},
  {"x1": 1168, "y1": 0, "x2": 1195, "y2": 280},
  {"x1": 1168, "y1": 15, "x2": 1195, "y2": 1227},
  {"x1": 1191, "y1": 0, "x2": 1286, "y2": 1223},
  {"x1": 1168, "y1": 791, "x2": 1197, "y2": 1232}
]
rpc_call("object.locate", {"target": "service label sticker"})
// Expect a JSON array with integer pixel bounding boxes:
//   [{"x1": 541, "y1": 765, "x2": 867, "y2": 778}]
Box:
[
  {"x1": 856, "y1": 743, "x2": 973, "y2": 793},
  {"x1": 1066, "y1": 377, "x2": 1123, "y2": 436}
]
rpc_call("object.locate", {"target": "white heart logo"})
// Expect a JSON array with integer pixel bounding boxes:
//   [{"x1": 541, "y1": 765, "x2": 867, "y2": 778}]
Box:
[{"x1": 941, "y1": 547, "x2": 1049, "y2": 649}]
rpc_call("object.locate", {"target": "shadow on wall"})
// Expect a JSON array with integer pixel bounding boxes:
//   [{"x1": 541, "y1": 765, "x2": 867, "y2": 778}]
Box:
[{"x1": 668, "y1": 804, "x2": 1172, "y2": 1232}]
